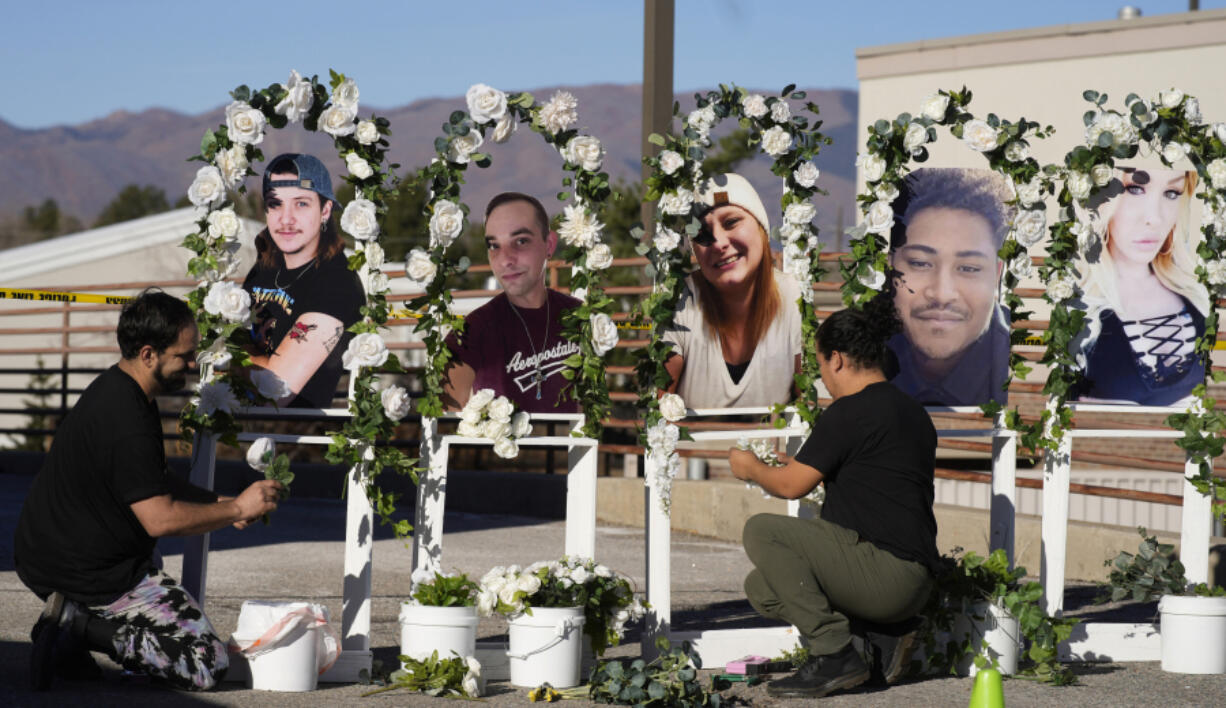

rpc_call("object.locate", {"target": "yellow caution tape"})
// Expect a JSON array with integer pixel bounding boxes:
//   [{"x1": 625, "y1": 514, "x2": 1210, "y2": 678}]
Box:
[
  {"x1": 388, "y1": 307, "x2": 651, "y2": 330},
  {"x1": 1022, "y1": 334, "x2": 1226, "y2": 349},
  {"x1": 0, "y1": 287, "x2": 133, "y2": 305}
]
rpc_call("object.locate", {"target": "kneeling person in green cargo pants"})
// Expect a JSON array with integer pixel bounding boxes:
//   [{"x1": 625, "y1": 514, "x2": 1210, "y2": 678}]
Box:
[{"x1": 730, "y1": 301, "x2": 939, "y2": 699}]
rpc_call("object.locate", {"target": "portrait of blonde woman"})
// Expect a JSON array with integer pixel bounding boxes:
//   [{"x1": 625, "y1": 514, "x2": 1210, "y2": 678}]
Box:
[
  {"x1": 1072, "y1": 167, "x2": 1208, "y2": 405},
  {"x1": 662, "y1": 173, "x2": 803, "y2": 408}
]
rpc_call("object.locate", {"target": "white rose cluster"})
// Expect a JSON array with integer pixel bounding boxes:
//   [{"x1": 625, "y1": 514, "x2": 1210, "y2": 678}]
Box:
[
  {"x1": 203, "y1": 281, "x2": 251, "y2": 323},
  {"x1": 458, "y1": 389, "x2": 529, "y2": 459},
  {"x1": 1045, "y1": 272, "x2": 1078, "y2": 303},
  {"x1": 346, "y1": 152, "x2": 373, "y2": 180},
  {"x1": 1004, "y1": 141, "x2": 1030, "y2": 163},
  {"x1": 188, "y1": 165, "x2": 226, "y2": 208},
  {"x1": 206, "y1": 207, "x2": 241, "y2": 242},
  {"x1": 770, "y1": 100, "x2": 791, "y2": 124},
  {"x1": 447, "y1": 129, "x2": 484, "y2": 165},
  {"x1": 961, "y1": 119, "x2": 1000, "y2": 152},
  {"x1": 1067, "y1": 171, "x2": 1093, "y2": 201},
  {"x1": 429, "y1": 200, "x2": 465, "y2": 248},
  {"x1": 1160, "y1": 88, "x2": 1185, "y2": 110},
  {"x1": 920, "y1": 93, "x2": 950, "y2": 122},
  {"x1": 687, "y1": 105, "x2": 717, "y2": 143},
  {"x1": 591, "y1": 312, "x2": 619, "y2": 356},
  {"x1": 355, "y1": 120, "x2": 379, "y2": 145},
  {"x1": 405, "y1": 248, "x2": 437, "y2": 289},
  {"x1": 860, "y1": 153, "x2": 887, "y2": 183},
  {"x1": 645, "y1": 418, "x2": 683, "y2": 513},
  {"x1": 381, "y1": 385, "x2": 412, "y2": 421},
  {"x1": 1202, "y1": 258, "x2": 1226, "y2": 287},
  {"x1": 341, "y1": 198, "x2": 379, "y2": 241},
  {"x1": 863, "y1": 200, "x2": 895, "y2": 236},
  {"x1": 1205, "y1": 159, "x2": 1226, "y2": 191},
  {"x1": 903, "y1": 123, "x2": 928, "y2": 155},
  {"x1": 761, "y1": 125, "x2": 794, "y2": 157},
  {"x1": 562, "y1": 135, "x2": 603, "y2": 172},
  {"x1": 1015, "y1": 178, "x2": 1043, "y2": 207},
  {"x1": 741, "y1": 93, "x2": 768, "y2": 119},
  {"x1": 658, "y1": 150, "x2": 684, "y2": 176},
  {"x1": 1161, "y1": 141, "x2": 1188, "y2": 165},
  {"x1": 587, "y1": 243, "x2": 613, "y2": 270},
  {"x1": 1014, "y1": 208, "x2": 1047, "y2": 247},
  {"x1": 557, "y1": 203, "x2": 603, "y2": 249},
  {"x1": 784, "y1": 201, "x2": 816, "y2": 228},
  {"x1": 793, "y1": 161, "x2": 820, "y2": 189},
  {"x1": 1084, "y1": 111, "x2": 1137, "y2": 149},
  {"x1": 653, "y1": 226, "x2": 681, "y2": 253},
  {"x1": 275, "y1": 70, "x2": 314, "y2": 123},
  {"x1": 492, "y1": 113, "x2": 516, "y2": 143},
  {"x1": 538, "y1": 90, "x2": 579, "y2": 134},
  {"x1": 216, "y1": 145, "x2": 249, "y2": 188},
  {"x1": 465, "y1": 83, "x2": 508, "y2": 124},
  {"x1": 1090, "y1": 164, "x2": 1114, "y2": 187},
  {"x1": 659, "y1": 188, "x2": 693, "y2": 216},
  {"x1": 225, "y1": 101, "x2": 266, "y2": 146},
  {"x1": 1008, "y1": 254, "x2": 1033, "y2": 281}
]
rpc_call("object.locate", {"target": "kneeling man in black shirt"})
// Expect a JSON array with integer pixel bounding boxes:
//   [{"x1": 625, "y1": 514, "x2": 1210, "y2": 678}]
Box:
[{"x1": 730, "y1": 301, "x2": 938, "y2": 699}]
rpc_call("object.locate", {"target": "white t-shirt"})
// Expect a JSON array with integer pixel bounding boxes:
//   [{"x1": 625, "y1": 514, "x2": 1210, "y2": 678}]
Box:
[{"x1": 662, "y1": 271, "x2": 804, "y2": 409}]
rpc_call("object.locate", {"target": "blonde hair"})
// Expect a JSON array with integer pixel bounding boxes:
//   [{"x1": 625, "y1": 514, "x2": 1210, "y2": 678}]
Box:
[
  {"x1": 691, "y1": 222, "x2": 781, "y2": 354},
  {"x1": 1080, "y1": 170, "x2": 1208, "y2": 317}
]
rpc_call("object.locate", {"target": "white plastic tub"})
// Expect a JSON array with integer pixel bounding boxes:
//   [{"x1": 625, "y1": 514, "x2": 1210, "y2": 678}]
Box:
[
  {"x1": 1159, "y1": 594, "x2": 1226, "y2": 674},
  {"x1": 507, "y1": 606, "x2": 586, "y2": 688},
  {"x1": 231, "y1": 600, "x2": 333, "y2": 692},
  {"x1": 399, "y1": 603, "x2": 479, "y2": 664}
]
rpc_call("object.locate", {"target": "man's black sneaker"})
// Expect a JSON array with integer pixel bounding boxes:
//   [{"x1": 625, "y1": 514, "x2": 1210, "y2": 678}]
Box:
[
  {"x1": 31, "y1": 592, "x2": 77, "y2": 691},
  {"x1": 766, "y1": 643, "x2": 870, "y2": 698},
  {"x1": 863, "y1": 616, "x2": 923, "y2": 685}
]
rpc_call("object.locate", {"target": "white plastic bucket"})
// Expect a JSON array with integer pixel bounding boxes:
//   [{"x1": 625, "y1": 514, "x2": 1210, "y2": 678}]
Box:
[
  {"x1": 954, "y1": 602, "x2": 1020, "y2": 677},
  {"x1": 399, "y1": 604, "x2": 479, "y2": 664},
  {"x1": 1159, "y1": 595, "x2": 1226, "y2": 674},
  {"x1": 507, "y1": 606, "x2": 586, "y2": 688},
  {"x1": 231, "y1": 601, "x2": 337, "y2": 692}
]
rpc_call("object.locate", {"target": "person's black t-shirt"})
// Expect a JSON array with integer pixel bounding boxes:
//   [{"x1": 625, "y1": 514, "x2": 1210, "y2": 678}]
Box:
[
  {"x1": 243, "y1": 252, "x2": 364, "y2": 408},
  {"x1": 795, "y1": 381, "x2": 939, "y2": 572},
  {"x1": 14, "y1": 367, "x2": 170, "y2": 605}
]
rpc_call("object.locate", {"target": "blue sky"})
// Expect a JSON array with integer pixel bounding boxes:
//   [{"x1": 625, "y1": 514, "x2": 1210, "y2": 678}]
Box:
[{"x1": 3, "y1": 0, "x2": 1221, "y2": 128}]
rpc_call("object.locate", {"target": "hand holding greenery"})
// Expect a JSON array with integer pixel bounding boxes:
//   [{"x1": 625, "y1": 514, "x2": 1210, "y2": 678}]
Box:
[{"x1": 245, "y1": 437, "x2": 292, "y2": 524}]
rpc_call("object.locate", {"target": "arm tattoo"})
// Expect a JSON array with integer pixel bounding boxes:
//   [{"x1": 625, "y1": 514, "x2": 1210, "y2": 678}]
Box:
[
  {"x1": 323, "y1": 325, "x2": 343, "y2": 352},
  {"x1": 289, "y1": 321, "x2": 318, "y2": 343}
]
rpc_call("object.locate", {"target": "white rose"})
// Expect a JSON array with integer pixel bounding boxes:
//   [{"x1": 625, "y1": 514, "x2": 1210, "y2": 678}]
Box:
[
  {"x1": 653, "y1": 227, "x2": 681, "y2": 252},
  {"x1": 591, "y1": 312, "x2": 619, "y2": 356},
  {"x1": 1071, "y1": 219, "x2": 1098, "y2": 251},
  {"x1": 342, "y1": 332, "x2": 389, "y2": 370},
  {"x1": 1015, "y1": 179, "x2": 1042, "y2": 207},
  {"x1": 557, "y1": 204, "x2": 602, "y2": 248},
  {"x1": 1067, "y1": 171, "x2": 1093, "y2": 201},
  {"x1": 903, "y1": 123, "x2": 928, "y2": 153},
  {"x1": 1085, "y1": 111, "x2": 1137, "y2": 147},
  {"x1": 465, "y1": 83, "x2": 508, "y2": 124},
  {"x1": 687, "y1": 106, "x2": 716, "y2": 142},
  {"x1": 345, "y1": 152, "x2": 373, "y2": 180},
  {"x1": 1162, "y1": 141, "x2": 1188, "y2": 165},
  {"x1": 1207, "y1": 159, "x2": 1226, "y2": 190},
  {"x1": 203, "y1": 281, "x2": 250, "y2": 323},
  {"x1": 429, "y1": 200, "x2": 465, "y2": 248},
  {"x1": 405, "y1": 249, "x2": 437, "y2": 287},
  {"x1": 962, "y1": 119, "x2": 999, "y2": 152},
  {"x1": 1160, "y1": 88, "x2": 1184, "y2": 109},
  {"x1": 1008, "y1": 255, "x2": 1033, "y2": 281},
  {"x1": 861, "y1": 153, "x2": 887, "y2": 183},
  {"x1": 197, "y1": 347, "x2": 231, "y2": 373},
  {"x1": 784, "y1": 202, "x2": 816, "y2": 227},
  {"x1": 457, "y1": 419, "x2": 483, "y2": 438},
  {"x1": 492, "y1": 437, "x2": 519, "y2": 459},
  {"x1": 1204, "y1": 259, "x2": 1226, "y2": 286},
  {"x1": 360, "y1": 243, "x2": 384, "y2": 270},
  {"x1": 225, "y1": 101, "x2": 266, "y2": 146},
  {"x1": 447, "y1": 129, "x2": 484, "y2": 165},
  {"x1": 492, "y1": 113, "x2": 516, "y2": 143},
  {"x1": 246, "y1": 437, "x2": 275, "y2": 472},
  {"x1": 365, "y1": 269, "x2": 389, "y2": 294},
  {"x1": 511, "y1": 411, "x2": 531, "y2": 438},
  {"x1": 793, "y1": 162, "x2": 820, "y2": 188},
  {"x1": 204, "y1": 240, "x2": 241, "y2": 282},
  {"x1": 318, "y1": 102, "x2": 357, "y2": 137},
  {"x1": 874, "y1": 182, "x2": 899, "y2": 203},
  {"x1": 563, "y1": 135, "x2": 603, "y2": 172},
  {"x1": 1183, "y1": 97, "x2": 1202, "y2": 125},
  {"x1": 858, "y1": 267, "x2": 885, "y2": 291},
  {"x1": 539, "y1": 90, "x2": 579, "y2": 134},
  {"x1": 587, "y1": 243, "x2": 613, "y2": 270},
  {"x1": 379, "y1": 386, "x2": 412, "y2": 421},
  {"x1": 497, "y1": 582, "x2": 519, "y2": 606},
  {"x1": 658, "y1": 150, "x2": 684, "y2": 176},
  {"x1": 195, "y1": 380, "x2": 239, "y2": 417},
  {"x1": 741, "y1": 93, "x2": 767, "y2": 119},
  {"x1": 215, "y1": 145, "x2": 249, "y2": 188},
  {"x1": 341, "y1": 198, "x2": 379, "y2": 241},
  {"x1": 863, "y1": 200, "x2": 895, "y2": 236},
  {"x1": 659, "y1": 188, "x2": 693, "y2": 216},
  {"x1": 476, "y1": 590, "x2": 496, "y2": 616},
  {"x1": 1004, "y1": 141, "x2": 1030, "y2": 163},
  {"x1": 1214, "y1": 123, "x2": 1226, "y2": 143},
  {"x1": 770, "y1": 100, "x2": 791, "y2": 123},
  {"x1": 251, "y1": 368, "x2": 292, "y2": 401},
  {"x1": 1046, "y1": 273, "x2": 1077, "y2": 302},
  {"x1": 920, "y1": 93, "x2": 950, "y2": 122},
  {"x1": 275, "y1": 70, "x2": 314, "y2": 123},
  {"x1": 332, "y1": 78, "x2": 360, "y2": 108},
  {"x1": 570, "y1": 566, "x2": 590, "y2": 585},
  {"x1": 780, "y1": 223, "x2": 806, "y2": 244},
  {"x1": 462, "y1": 673, "x2": 480, "y2": 698},
  {"x1": 207, "y1": 208, "x2": 241, "y2": 241},
  {"x1": 487, "y1": 396, "x2": 514, "y2": 423},
  {"x1": 482, "y1": 419, "x2": 511, "y2": 442},
  {"x1": 760, "y1": 125, "x2": 793, "y2": 156},
  {"x1": 355, "y1": 120, "x2": 379, "y2": 145},
  {"x1": 571, "y1": 287, "x2": 587, "y2": 301},
  {"x1": 187, "y1": 165, "x2": 226, "y2": 208},
  {"x1": 1091, "y1": 164, "x2": 1114, "y2": 187},
  {"x1": 658, "y1": 392, "x2": 686, "y2": 422},
  {"x1": 1014, "y1": 208, "x2": 1046, "y2": 247},
  {"x1": 469, "y1": 388, "x2": 496, "y2": 411}
]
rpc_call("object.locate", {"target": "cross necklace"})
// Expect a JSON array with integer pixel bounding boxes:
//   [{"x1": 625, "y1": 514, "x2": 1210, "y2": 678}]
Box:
[{"x1": 508, "y1": 295, "x2": 550, "y2": 400}]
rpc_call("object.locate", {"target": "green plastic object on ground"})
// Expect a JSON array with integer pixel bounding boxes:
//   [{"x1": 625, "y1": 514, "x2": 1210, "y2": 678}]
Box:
[{"x1": 968, "y1": 667, "x2": 1004, "y2": 708}]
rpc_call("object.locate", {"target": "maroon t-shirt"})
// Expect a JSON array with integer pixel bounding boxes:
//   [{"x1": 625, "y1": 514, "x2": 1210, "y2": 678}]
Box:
[{"x1": 446, "y1": 290, "x2": 582, "y2": 413}]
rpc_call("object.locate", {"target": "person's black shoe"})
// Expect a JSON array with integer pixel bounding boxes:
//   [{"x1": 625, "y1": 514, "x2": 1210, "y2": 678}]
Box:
[
  {"x1": 862, "y1": 616, "x2": 923, "y2": 685},
  {"x1": 766, "y1": 643, "x2": 870, "y2": 698},
  {"x1": 30, "y1": 592, "x2": 78, "y2": 691}
]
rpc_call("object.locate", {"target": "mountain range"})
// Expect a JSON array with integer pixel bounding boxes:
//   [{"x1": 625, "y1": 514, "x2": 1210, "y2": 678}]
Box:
[{"x1": 0, "y1": 84, "x2": 859, "y2": 244}]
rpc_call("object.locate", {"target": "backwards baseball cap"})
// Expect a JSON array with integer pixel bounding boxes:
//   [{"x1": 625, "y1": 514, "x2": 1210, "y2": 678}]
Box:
[
  {"x1": 262, "y1": 153, "x2": 338, "y2": 209},
  {"x1": 696, "y1": 173, "x2": 770, "y2": 235}
]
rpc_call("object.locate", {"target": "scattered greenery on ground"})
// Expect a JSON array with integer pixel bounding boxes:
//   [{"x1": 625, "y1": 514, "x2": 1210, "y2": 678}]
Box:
[{"x1": 588, "y1": 637, "x2": 721, "y2": 707}]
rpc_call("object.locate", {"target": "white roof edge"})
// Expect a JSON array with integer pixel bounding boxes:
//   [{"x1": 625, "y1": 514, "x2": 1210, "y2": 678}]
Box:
[{"x1": 0, "y1": 208, "x2": 262, "y2": 283}]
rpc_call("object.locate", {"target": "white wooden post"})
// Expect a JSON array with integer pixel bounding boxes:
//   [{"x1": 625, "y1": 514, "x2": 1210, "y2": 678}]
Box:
[
  {"x1": 1041, "y1": 430, "x2": 1071, "y2": 616},
  {"x1": 411, "y1": 419, "x2": 447, "y2": 575},
  {"x1": 784, "y1": 410, "x2": 816, "y2": 520},
  {"x1": 181, "y1": 431, "x2": 216, "y2": 604},
  {"x1": 340, "y1": 447, "x2": 375, "y2": 654},
  {"x1": 565, "y1": 418, "x2": 597, "y2": 560},
  {"x1": 990, "y1": 412, "x2": 1017, "y2": 566},
  {"x1": 643, "y1": 455, "x2": 671, "y2": 657},
  {"x1": 1181, "y1": 455, "x2": 1213, "y2": 585}
]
